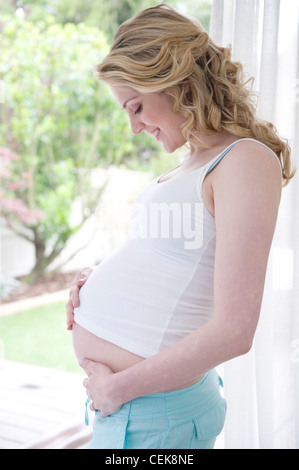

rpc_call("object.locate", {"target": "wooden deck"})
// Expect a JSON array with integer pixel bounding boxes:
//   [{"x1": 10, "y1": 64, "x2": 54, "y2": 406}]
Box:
[{"x1": 0, "y1": 360, "x2": 93, "y2": 449}]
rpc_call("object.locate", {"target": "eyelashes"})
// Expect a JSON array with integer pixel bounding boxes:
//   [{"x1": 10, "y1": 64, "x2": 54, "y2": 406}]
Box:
[{"x1": 134, "y1": 104, "x2": 142, "y2": 115}]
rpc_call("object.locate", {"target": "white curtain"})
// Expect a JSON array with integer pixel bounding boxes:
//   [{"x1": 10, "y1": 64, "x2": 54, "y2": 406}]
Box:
[{"x1": 210, "y1": 0, "x2": 299, "y2": 449}]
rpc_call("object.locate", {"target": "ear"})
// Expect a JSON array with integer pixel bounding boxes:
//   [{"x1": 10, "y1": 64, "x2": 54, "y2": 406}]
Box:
[
  {"x1": 183, "y1": 81, "x2": 191, "y2": 93},
  {"x1": 183, "y1": 81, "x2": 192, "y2": 105}
]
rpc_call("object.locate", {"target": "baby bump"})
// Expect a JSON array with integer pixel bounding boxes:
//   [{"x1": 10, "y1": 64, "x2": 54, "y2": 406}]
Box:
[{"x1": 72, "y1": 323, "x2": 145, "y2": 373}]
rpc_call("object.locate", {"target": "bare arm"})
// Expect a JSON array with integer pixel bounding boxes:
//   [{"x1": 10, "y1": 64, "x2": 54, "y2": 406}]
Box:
[{"x1": 82, "y1": 142, "x2": 282, "y2": 416}]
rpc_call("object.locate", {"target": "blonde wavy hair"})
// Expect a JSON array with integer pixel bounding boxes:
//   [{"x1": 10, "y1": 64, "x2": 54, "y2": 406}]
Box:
[{"x1": 95, "y1": 3, "x2": 295, "y2": 186}]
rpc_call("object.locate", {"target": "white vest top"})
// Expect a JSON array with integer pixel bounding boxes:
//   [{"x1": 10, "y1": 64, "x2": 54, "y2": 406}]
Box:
[{"x1": 74, "y1": 139, "x2": 276, "y2": 358}]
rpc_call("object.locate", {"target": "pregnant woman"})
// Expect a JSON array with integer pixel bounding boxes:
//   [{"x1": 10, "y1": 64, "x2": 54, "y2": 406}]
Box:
[{"x1": 66, "y1": 4, "x2": 294, "y2": 449}]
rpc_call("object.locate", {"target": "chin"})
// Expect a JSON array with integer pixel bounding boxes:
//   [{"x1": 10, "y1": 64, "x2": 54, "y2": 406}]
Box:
[{"x1": 161, "y1": 141, "x2": 181, "y2": 154}]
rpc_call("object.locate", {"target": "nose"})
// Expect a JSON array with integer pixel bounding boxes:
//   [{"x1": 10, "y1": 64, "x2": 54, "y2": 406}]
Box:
[{"x1": 130, "y1": 116, "x2": 144, "y2": 135}]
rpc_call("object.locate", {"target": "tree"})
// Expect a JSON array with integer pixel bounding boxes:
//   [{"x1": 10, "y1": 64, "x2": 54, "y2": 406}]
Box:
[
  {"x1": 0, "y1": 15, "x2": 135, "y2": 283},
  {"x1": 0, "y1": 147, "x2": 45, "y2": 224},
  {"x1": 0, "y1": 0, "x2": 212, "y2": 40}
]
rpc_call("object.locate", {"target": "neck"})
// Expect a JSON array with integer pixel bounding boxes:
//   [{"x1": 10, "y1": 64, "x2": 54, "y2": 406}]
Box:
[{"x1": 188, "y1": 130, "x2": 240, "y2": 160}]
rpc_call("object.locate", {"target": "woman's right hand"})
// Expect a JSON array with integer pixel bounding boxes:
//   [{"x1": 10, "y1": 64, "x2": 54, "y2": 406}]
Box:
[{"x1": 66, "y1": 267, "x2": 94, "y2": 330}]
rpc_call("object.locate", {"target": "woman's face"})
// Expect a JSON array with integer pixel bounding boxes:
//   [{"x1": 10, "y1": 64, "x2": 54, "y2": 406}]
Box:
[{"x1": 110, "y1": 85, "x2": 187, "y2": 153}]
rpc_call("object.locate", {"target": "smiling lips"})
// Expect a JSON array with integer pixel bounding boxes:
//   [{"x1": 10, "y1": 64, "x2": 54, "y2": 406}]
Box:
[{"x1": 151, "y1": 128, "x2": 160, "y2": 140}]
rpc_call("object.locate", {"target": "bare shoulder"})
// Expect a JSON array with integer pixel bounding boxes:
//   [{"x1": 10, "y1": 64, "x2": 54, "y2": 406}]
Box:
[
  {"x1": 208, "y1": 139, "x2": 282, "y2": 215},
  {"x1": 203, "y1": 139, "x2": 283, "y2": 217},
  {"x1": 215, "y1": 139, "x2": 282, "y2": 190}
]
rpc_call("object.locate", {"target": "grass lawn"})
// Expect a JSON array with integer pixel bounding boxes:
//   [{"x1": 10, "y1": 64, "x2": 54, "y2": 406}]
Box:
[{"x1": 0, "y1": 302, "x2": 83, "y2": 374}]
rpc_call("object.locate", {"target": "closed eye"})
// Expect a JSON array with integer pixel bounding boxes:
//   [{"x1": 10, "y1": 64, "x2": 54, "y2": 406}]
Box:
[{"x1": 134, "y1": 105, "x2": 142, "y2": 115}]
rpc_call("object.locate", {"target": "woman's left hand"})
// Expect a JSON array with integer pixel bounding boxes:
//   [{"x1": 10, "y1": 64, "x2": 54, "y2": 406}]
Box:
[{"x1": 81, "y1": 359, "x2": 122, "y2": 418}]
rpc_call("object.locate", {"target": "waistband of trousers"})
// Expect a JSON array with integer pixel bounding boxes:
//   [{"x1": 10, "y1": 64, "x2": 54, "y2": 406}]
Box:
[{"x1": 112, "y1": 369, "x2": 223, "y2": 425}]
